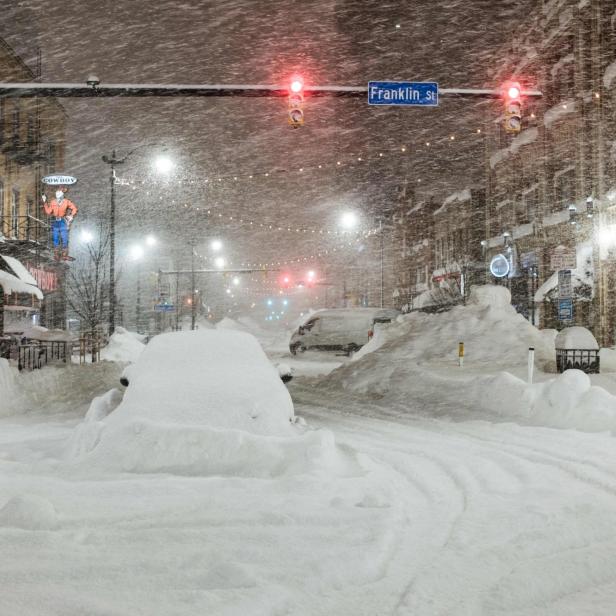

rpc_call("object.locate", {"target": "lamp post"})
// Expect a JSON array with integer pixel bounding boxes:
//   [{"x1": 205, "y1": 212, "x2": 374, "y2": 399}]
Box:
[{"x1": 102, "y1": 146, "x2": 170, "y2": 335}]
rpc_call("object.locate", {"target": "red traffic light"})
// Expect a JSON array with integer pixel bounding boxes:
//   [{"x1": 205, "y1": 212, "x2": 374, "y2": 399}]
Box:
[
  {"x1": 503, "y1": 82, "x2": 521, "y2": 100},
  {"x1": 290, "y1": 77, "x2": 303, "y2": 93}
]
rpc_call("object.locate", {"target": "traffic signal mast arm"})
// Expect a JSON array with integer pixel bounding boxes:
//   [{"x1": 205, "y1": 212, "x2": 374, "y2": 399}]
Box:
[{"x1": 0, "y1": 81, "x2": 543, "y2": 99}]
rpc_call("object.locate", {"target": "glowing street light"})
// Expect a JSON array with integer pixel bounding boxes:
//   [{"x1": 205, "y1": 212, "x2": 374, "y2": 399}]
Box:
[
  {"x1": 340, "y1": 211, "x2": 358, "y2": 229},
  {"x1": 130, "y1": 245, "x2": 145, "y2": 260},
  {"x1": 81, "y1": 230, "x2": 94, "y2": 243},
  {"x1": 145, "y1": 234, "x2": 157, "y2": 247},
  {"x1": 214, "y1": 256, "x2": 226, "y2": 268},
  {"x1": 232, "y1": 276, "x2": 240, "y2": 286},
  {"x1": 211, "y1": 239, "x2": 223, "y2": 252},
  {"x1": 154, "y1": 156, "x2": 174, "y2": 174}
]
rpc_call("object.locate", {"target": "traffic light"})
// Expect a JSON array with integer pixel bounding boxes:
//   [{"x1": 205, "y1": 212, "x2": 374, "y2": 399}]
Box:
[
  {"x1": 503, "y1": 82, "x2": 522, "y2": 134},
  {"x1": 288, "y1": 77, "x2": 304, "y2": 128}
]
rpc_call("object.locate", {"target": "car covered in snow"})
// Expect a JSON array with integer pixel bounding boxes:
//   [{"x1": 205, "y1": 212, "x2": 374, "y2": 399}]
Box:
[
  {"x1": 117, "y1": 329, "x2": 295, "y2": 434},
  {"x1": 289, "y1": 308, "x2": 400, "y2": 355}
]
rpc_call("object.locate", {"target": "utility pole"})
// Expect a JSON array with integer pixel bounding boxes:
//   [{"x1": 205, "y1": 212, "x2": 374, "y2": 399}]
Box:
[
  {"x1": 135, "y1": 260, "x2": 142, "y2": 333},
  {"x1": 101, "y1": 150, "x2": 123, "y2": 336},
  {"x1": 190, "y1": 242, "x2": 196, "y2": 330},
  {"x1": 379, "y1": 218, "x2": 384, "y2": 309},
  {"x1": 175, "y1": 271, "x2": 180, "y2": 331}
]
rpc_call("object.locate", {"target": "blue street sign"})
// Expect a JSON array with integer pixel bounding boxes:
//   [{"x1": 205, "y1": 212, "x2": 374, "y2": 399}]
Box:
[
  {"x1": 368, "y1": 81, "x2": 439, "y2": 106},
  {"x1": 558, "y1": 298, "x2": 573, "y2": 322},
  {"x1": 154, "y1": 304, "x2": 175, "y2": 312}
]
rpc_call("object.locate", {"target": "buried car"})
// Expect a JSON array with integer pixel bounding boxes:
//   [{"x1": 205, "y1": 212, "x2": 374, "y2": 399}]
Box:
[
  {"x1": 289, "y1": 308, "x2": 401, "y2": 355},
  {"x1": 117, "y1": 329, "x2": 295, "y2": 435}
]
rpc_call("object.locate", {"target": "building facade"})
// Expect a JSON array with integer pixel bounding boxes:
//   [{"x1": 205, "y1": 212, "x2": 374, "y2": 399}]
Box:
[
  {"x1": 483, "y1": 0, "x2": 616, "y2": 343},
  {"x1": 0, "y1": 37, "x2": 68, "y2": 333}
]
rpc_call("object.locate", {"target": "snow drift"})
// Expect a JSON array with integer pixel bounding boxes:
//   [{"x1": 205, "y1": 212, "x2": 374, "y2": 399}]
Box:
[
  {"x1": 100, "y1": 327, "x2": 146, "y2": 363},
  {"x1": 321, "y1": 285, "x2": 616, "y2": 434},
  {"x1": 67, "y1": 329, "x2": 339, "y2": 476}
]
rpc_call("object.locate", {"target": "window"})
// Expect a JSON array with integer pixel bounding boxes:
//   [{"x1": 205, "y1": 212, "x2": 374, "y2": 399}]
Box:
[
  {"x1": 27, "y1": 115, "x2": 35, "y2": 146},
  {"x1": 0, "y1": 181, "x2": 4, "y2": 234},
  {"x1": 554, "y1": 167, "x2": 576, "y2": 209},
  {"x1": 11, "y1": 189, "x2": 19, "y2": 238},
  {"x1": 11, "y1": 105, "x2": 20, "y2": 143}
]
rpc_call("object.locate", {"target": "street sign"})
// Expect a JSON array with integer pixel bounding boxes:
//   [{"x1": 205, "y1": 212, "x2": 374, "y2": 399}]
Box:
[
  {"x1": 490, "y1": 254, "x2": 510, "y2": 278},
  {"x1": 154, "y1": 304, "x2": 175, "y2": 312},
  {"x1": 550, "y1": 248, "x2": 576, "y2": 271},
  {"x1": 368, "y1": 81, "x2": 438, "y2": 106},
  {"x1": 42, "y1": 174, "x2": 77, "y2": 185},
  {"x1": 558, "y1": 298, "x2": 573, "y2": 322},
  {"x1": 558, "y1": 270, "x2": 572, "y2": 299}
]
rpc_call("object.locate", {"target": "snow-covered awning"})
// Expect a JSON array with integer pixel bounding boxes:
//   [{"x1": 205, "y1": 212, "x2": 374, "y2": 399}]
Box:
[{"x1": 0, "y1": 256, "x2": 44, "y2": 299}]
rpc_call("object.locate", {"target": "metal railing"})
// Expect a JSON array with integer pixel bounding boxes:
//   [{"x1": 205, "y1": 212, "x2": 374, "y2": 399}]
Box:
[{"x1": 0, "y1": 215, "x2": 51, "y2": 247}]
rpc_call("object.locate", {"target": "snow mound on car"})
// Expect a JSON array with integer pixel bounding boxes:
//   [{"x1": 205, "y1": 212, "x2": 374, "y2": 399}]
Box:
[{"x1": 67, "y1": 330, "x2": 341, "y2": 476}]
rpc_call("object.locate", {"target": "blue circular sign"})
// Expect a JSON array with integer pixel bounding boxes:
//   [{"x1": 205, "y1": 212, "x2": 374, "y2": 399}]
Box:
[{"x1": 490, "y1": 254, "x2": 510, "y2": 278}]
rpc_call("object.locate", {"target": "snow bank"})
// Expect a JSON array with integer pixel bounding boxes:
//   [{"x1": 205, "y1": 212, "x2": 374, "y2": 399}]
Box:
[
  {"x1": 0, "y1": 495, "x2": 58, "y2": 530},
  {"x1": 555, "y1": 326, "x2": 598, "y2": 350},
  {"x1": 320, "y1": 285, "x2": 616, "y2": 434},
  {"x1": 100, "y1": 327, "x2": 145, "y2": 363},
  {"x1": 464, "y1": 369, "x2": 616, "y2": 433},
  {"x1": 68, "y1": 330, "x2": 338, "y2": 476},
  {"x1": 335, "y1": 285, "x2": 554, "y2": 377},
  {"x1": 0, "y1": 360, "x2": 123, "y2": 418}
]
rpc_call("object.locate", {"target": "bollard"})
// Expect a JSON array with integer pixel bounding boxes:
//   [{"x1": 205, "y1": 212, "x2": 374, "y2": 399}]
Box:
[
  {"x1": 528, "y1": 347, "x2": 535, "y2": 384},
  {"x1": 458, "y1": 341, "x2": 464, "y2": 367}
]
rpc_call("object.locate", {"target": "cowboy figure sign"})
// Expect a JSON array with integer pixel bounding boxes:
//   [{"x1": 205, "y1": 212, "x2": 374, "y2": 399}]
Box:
[{"x1": 41, "y1": 174, "x2": 78, "y2": 261}]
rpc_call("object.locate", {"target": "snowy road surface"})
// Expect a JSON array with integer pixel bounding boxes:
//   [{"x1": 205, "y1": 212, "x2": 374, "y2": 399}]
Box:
[{"x1": 2, "y1": 373, "x2": 616, "y2": 614}]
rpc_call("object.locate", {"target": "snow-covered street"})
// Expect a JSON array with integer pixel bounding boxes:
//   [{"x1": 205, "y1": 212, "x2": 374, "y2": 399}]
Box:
[{"x1": 3, "y1": 345, "x2": 616, "y2": 614}]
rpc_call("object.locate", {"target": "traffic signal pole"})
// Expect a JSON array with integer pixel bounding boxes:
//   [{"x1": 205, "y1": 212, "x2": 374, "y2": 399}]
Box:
[{"x1": 0, "y1": 81, "x2": 543, "y2": 99}]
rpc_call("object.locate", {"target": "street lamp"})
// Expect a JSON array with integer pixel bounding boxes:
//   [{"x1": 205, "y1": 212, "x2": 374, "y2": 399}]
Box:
[
  {"x1": 154, "y1": 156, "x2": 174, "y2": 174},
  {"x1": 80, "y1": 230, "x2": 94, "y2": 243},
  {"x1": 340, "y1": 211, "x2": 358, "y2": 230},
  {"x1": 211, "y1": 239, "x2": 223, "y2": 252},
  {"x1": 214, "y1": 256, "x2": 225, "y2": 268},
  {"x1": 102, "y1": 144, "x2": 166, "y2": 335}
]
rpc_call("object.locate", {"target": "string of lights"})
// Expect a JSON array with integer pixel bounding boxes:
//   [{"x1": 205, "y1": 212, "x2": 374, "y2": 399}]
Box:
[{"x1": 116, "y1": 128, "x2": 484, "y2": 192}]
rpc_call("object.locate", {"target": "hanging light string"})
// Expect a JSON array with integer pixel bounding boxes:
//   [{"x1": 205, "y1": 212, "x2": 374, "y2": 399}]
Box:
[
  {"x1": 181, "y1": 206, "x2": 381, "y2": 237},
  {"x1": 193, "y1": 236, "x2": 361, "y2": 269},
  {"x1": 117, "y1": 130, "x2": 475, "y2": 193}
]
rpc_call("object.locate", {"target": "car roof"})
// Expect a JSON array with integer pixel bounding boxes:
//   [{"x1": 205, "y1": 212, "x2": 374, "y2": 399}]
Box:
[{"x1": 305, "y1": 308, "x2": 400, "y2": 320}]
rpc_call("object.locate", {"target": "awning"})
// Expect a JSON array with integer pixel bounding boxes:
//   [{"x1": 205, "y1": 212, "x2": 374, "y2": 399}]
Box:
[{"x1": 0, "y1": 256, "x2": 44, "y2": 299}]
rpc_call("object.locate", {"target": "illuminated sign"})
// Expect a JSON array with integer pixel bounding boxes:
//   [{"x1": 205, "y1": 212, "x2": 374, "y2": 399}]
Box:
[
  {"x1": 42, "y1": 174, "x2": 77, "y2": 186},
  {"x1": 490, "y1": 254, "x2": 510, "y2": 278}
]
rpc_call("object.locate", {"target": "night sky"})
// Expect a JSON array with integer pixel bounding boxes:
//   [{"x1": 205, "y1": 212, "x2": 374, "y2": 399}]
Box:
[{"x1": 2, "y1": 0, "x2": 533, "y2": 309}]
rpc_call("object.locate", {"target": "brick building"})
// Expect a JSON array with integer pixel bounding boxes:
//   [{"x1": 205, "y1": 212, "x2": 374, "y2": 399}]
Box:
[
  {"x1": 0, "y1": 37, "x2": 68, "y2": 334},
  {"x1": 482, "y1": 0, "x2": 616, "y2": 343}
]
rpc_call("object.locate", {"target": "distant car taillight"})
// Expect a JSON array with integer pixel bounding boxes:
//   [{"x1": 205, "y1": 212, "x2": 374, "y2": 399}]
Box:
[{"x1": 368, "y1": 329, "x2": 374, "y2": 339}]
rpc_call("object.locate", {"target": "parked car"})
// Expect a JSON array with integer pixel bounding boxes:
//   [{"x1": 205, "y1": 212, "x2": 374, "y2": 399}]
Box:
[{"x1": 289, "y1": 308, "x2": 400, "y2": 355}]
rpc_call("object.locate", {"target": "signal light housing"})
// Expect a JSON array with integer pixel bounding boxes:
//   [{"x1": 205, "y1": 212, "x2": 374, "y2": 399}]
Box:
[
  {"x1": 288, "y1": 77, "x2": 305, "y2": 128},
  {"x1": 503, "y1": 81, "x2": 522, "y2": 134}
]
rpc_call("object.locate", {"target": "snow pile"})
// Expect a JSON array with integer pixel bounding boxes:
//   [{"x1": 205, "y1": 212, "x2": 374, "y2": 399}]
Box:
[
  {"x1": 0, "y1": 359, "x2": 18, "y2": 416},
  {"x1": 0, "y1": 495, "x2": 58, "y2": 530},
  {"x1": 100, "y1": 327, "x2": 145, "y2": 363},
  {"x1": 464, "y1": 369, "x2": 616, "y2": 433},
  {"x1": 0, "y1": 360, "x2": 123, "y2": 418},
  {"x1": 68, "y1": 330, "x2": 338, "y2": 476},
  {"x1": 335, "y1": 285, "x2": 554, "y2": 377},
  {"x1": 555, "y1": 326, "x2": 599, "y2": 350}
]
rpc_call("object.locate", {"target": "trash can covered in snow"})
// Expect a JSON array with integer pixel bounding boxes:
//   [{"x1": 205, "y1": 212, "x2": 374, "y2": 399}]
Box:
[{"x1": 555, "y1": 326, "x2": 600, "y2": 374}]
